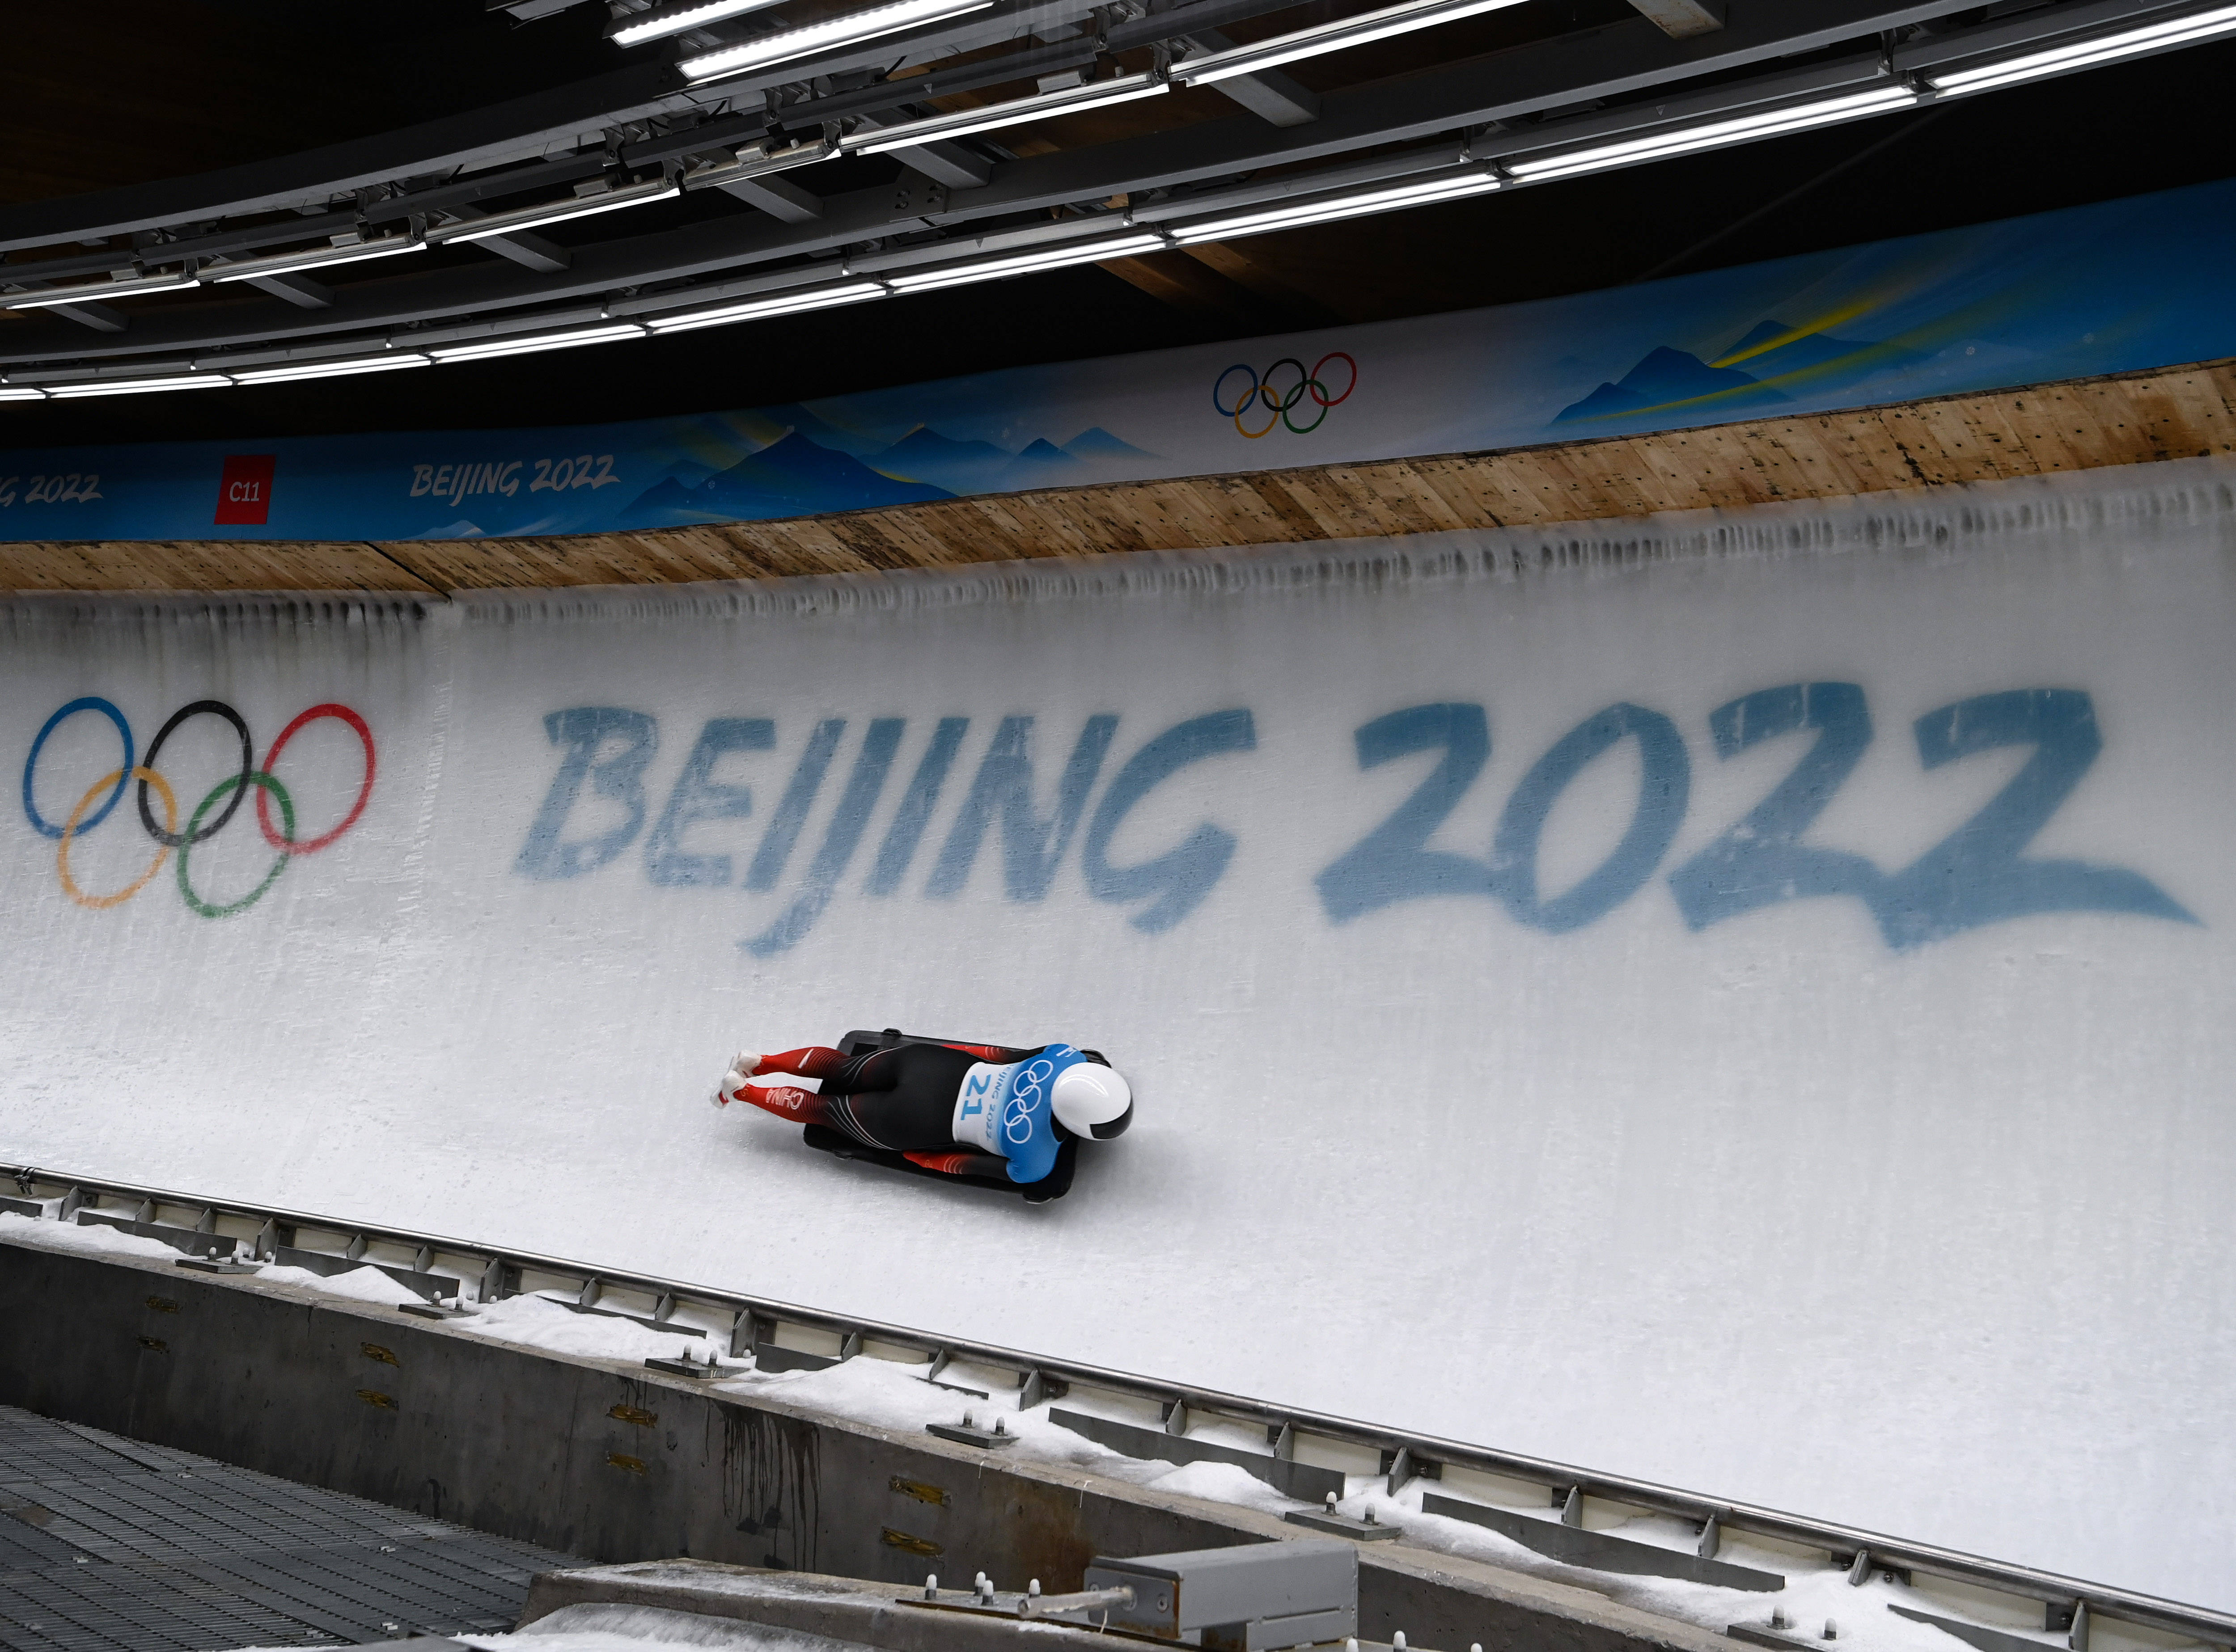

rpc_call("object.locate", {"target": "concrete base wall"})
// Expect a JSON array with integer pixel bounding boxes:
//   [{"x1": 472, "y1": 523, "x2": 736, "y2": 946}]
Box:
[{"x1": 0, "y1": 1237, "x2": 1736, "y2": 1652}]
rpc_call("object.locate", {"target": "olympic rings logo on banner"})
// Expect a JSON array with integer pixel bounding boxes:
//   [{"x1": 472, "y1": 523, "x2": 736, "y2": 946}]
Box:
[
  {"x1": 1211, "y1": 352, "x2": 1357, "y2": 438},
  {"x1": 21, "y1": 697, "x2": 376, "y2": 917}
]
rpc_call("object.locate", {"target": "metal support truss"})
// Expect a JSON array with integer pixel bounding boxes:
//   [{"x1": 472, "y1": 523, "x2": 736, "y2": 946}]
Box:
[{"x1": 0, "y1": 0, "x2": 2227, "y2": 390}]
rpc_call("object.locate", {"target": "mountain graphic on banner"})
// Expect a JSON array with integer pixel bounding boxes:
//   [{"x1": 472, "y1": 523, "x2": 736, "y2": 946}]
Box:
[
  {"x1": 870, "y1": 425, "x2": 1157, "y2": 494},
  {"x1": 1554, "y1": 345, "x2": 1789, "y2": 423},
  {"x1": 621, "y1": 430, "x2": 952, "y2": 525},
  {"x1": 870, "y1": 426, "x2": 1016, "y2": 494},
  {"x1": 1554, "y1": 322, "x2": 1932, "y2": 425},
  {"x1": 755, "y1": 404, "x2": 890, "y2": 459},
  {"x1": 1061, "y1": 427, "x2": 1155, "y2": 460},
  {"x1": 1002, "y1": 437, "x2": 1081, "y2": 486},
  {"x1": 1717, "y1": 320, "x2": 1936, "y2": 386}
]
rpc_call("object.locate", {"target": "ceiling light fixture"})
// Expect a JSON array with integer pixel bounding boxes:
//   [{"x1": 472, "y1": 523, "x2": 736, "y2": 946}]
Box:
[
  {"x1": 680, "y1": 0, "x2": 994, "y2": 82},
  {"x1": 47, "y1": 374, "x2": 233, "y2": 398},
  {"x1": 688, "y1": 136, "x2": 833, "y2": 188},
  {"x1": 3, "y1": 270, "x2": 197, "y2": 310},
  {"x1": 0, "y1": 386, "x2": 49, "y2": 401},
  {"x1": 432, "y1": 178, "x2": 682, "y2": 244},
  {"x1": 203, "y1": 236, "x2": 427, "y2": 283},
  {"x1": 841, "y1": 72, "x2": 1169, "y2": 152},
  {"x1": 428, "y1": 324, "x2": 650, "y2": 363},
  {"x1": 1176, "y1": 0, "x2": 1531, "y2": 85},
  {"x1": 230, "y1": 354, "x2": 434, "y2": 385},
  {"x1": 1928, "y1": 1, "x2": 2236, "y2": 93},
  {"x1": 644, "y1": 279, "x2": 890, "y2": 333},
  {"x1": 612, "y1": 0, "x2": 788, "y2": 46},
  {"x1": 882, "y1": 230, "x2": 1168, "y2": 292},
  {"x1": 1502, "y1": 84, "x2": 1919, "y2": 182},
  {"x1": 1168, "y1": 169, "x2": 1499, "y2": 242}
]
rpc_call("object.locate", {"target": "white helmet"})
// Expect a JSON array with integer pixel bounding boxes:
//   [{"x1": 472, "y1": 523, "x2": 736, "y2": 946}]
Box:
[{"x1": 1051, "y1": 1062, "x2": 1133, "y2": 1138}]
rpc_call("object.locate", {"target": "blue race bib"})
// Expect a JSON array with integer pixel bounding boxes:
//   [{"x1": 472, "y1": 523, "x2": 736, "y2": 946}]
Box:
[{"x1": 949, "y1": 1044, "x2": 1085, "y2": 1183}]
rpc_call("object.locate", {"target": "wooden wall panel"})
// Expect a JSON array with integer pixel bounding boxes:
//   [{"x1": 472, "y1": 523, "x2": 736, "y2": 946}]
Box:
[
  {"x1": 0, "y1": 540, "x2": 436, "y2": 594},
  {"x1": 5, "y1": 360, "x2": 2232, "y2": 596}
]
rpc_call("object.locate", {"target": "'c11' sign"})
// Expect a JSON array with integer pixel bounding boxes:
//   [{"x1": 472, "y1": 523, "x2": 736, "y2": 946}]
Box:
[{"x1": 214, "y1": 455, "x2": 276, "y2": 526}]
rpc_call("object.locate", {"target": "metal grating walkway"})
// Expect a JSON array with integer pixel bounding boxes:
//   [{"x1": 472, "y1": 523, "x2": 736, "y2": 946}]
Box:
[{"x1": 0, "y1": 1406, "x2": 581, "y2": 1652}]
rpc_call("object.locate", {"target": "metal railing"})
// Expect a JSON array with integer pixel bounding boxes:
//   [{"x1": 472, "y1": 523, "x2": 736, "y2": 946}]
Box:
[{"x1": 4, "y1": 1158, "x2": 2229, "y2": 1652}]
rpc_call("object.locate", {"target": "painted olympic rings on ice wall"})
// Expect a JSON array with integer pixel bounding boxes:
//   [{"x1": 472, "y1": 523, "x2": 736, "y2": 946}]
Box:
[
  {"x1": 22, "y1": 697, "x2": 375, "y2": 916},
  {"x1": 1212, "y1": 353, "x2": 1356, "y2": 437}
]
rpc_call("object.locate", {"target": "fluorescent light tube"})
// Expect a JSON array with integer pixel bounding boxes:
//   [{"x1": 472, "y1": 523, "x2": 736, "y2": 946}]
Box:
[
  {"x1": 429, "y1": 324, "x2": 649, "y2": 363},
  {"x1": 1930, "y1": 2, "x2": 2236, "y2": 93},
  {"x1": 884, "y1": 231, "x2": 1168, "y2": 292},
  {"x1": 0, "y1": 386, "x2": 48, "y2": 401},
  {"x1": 435, "y1": 181, "x2": 681, "y2": 244},
  {"x1": 49, "y1": 375, "x2": 233, "y2": 398},
  {"x1": 1169, "y1": 169, "x2": 1499, "y2": 242},
  {"x1": 231, "y1": 354, "x2": 433, "y2": 385},
  {"x1": 613, "y1": 0, "x2": 787, "y2": 46},
  {"x1": 842, "y1": 73, "x2": 1167, "y2": 152},
  {"x1": 3, "y1": 271, "x2": 197, "y2": 309},
  {"x1": 681, "y1": 0, "x2": 993, "y2": 81},
  {"x1": 1504, "y1": 85, "x2": 1918, "y2": 182},
  {"x1": 204, "y1": 237, "x2": 426, "y2": 283},
  {"x1": 1177, "y1": 0, "x2": 1529, "y2": 85},
  {"x1": 645, "y1": 280, "x2": 889, "y2": 332}
]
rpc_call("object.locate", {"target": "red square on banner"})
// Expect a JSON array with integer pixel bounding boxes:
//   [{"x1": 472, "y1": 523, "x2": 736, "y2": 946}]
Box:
[{"x1": 214, "y1": 454, "x2": 277, "y2": 525}]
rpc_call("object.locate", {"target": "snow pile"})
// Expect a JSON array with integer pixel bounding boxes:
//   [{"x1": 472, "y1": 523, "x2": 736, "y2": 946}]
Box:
[
  {"x1": 0, "y1": 1210, "x2": 186, "y2": 1263},
  {"x1": 468, "y1": 1603, "x2": 870, "y2": 1652}
]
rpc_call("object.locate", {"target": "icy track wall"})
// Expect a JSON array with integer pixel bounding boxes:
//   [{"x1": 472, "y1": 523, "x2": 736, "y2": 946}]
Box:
[{"x1": 6, "y1": 459, "x2": 2235, "y2": 1610}]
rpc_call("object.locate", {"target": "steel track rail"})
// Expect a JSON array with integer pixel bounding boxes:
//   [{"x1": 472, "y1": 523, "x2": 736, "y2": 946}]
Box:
[{"x1": 4, "y1": 1159, "x2": 2230, "y2": 1651}]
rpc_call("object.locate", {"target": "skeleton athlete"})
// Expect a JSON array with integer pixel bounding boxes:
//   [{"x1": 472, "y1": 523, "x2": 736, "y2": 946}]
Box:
[{"x1": 712, "y1": 1037, "x2": 1132, "y2": 1198}]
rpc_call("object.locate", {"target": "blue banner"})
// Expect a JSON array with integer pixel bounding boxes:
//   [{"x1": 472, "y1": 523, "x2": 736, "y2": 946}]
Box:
[{"x1": 4, "y1": 178, "x2": 2233, "y2": 544}]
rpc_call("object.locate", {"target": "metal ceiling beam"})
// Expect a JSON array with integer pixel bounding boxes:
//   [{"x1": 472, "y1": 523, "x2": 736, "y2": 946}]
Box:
[
  {"x1": 242, "y1": 273, "x2": 337, "y2": 308},
  {"x1": 1626, "y1": 0, "x2": 1724, "y2": 38},
  {"x1": 1181, "y1": 30, "x2": 1324, "y2": 126},
  {"x1": 0, "y1": 62, "x2": 695, "y2": 255},
  {"x1": 0, "y1": 0, "x2": 2193, "y2": 372},
  {"x1": 721, "y1": 173, "x2": 826, "y2": 220},
  {"x1": 2, "y1": 207, "x2": 368, "y2": 286},
  {"x1": 0, "y1": 0, "x2": 1313, "y2": 263}
]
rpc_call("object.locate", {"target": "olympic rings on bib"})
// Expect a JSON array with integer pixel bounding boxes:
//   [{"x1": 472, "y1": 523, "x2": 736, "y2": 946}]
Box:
[
  {"x1": 1212, "y1": 352, "x2": 1357, "y2": 438},
  {"x1": 1005, "y1": 1059, "x2": 1057, "y2": 1143},
  {"x1": 22, "y1": 697, "x2": 374, "y2": 918}
]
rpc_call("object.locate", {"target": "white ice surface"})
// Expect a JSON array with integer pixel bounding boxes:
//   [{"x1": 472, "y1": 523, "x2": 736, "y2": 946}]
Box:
[{"x1": 7, "y1": 461, "x2": 2234, "y2": 1609}]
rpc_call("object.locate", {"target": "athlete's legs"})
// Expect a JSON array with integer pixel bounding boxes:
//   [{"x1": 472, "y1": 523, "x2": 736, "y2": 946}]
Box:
[
  {"x1": 742, "y1": 1046, "x2": 849, "y2": 1082},
  {"x1": 719, "y1": 1039, "x2": 1018, "y2": 1156},
  {"x1": 718, "y1": 1040, "x2": 900, "y2": 1114},
  {"x1": 729, "y1": 1082, "x2": 836, "y2": 1124},
  {"x1": 732, "y1": 1043, "x2": 979, "y2": 1150}
]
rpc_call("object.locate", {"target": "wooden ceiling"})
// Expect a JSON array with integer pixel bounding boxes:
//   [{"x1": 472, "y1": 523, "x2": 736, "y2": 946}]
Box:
[{"x1": 3, "y1": 357, "x2": 2228, "y2": 597}]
